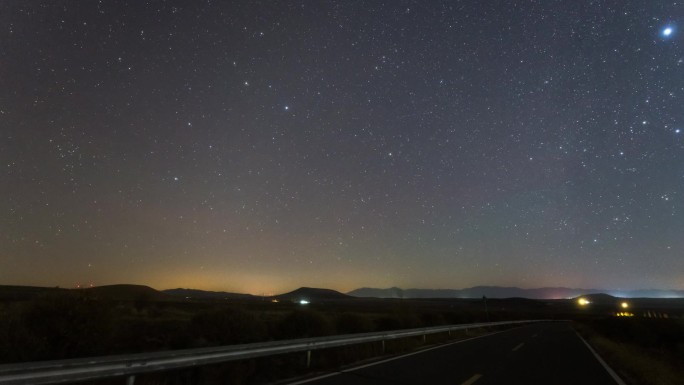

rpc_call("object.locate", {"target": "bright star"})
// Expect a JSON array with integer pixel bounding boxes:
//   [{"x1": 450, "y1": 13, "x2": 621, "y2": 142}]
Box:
[
  {"x1": 662, "y1": 26, "x2": 675, "y2": 38},
  {"x1": 676, "y1": 129, "x2": 681, "y2": 134}
]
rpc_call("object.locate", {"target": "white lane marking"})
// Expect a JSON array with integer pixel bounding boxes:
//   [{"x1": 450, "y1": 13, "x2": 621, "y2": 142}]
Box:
[
  {"x1": 574, "y1": 332, "x2": 627, "y2": 385},
  {"x1": 512, "y1": 342, "x2": 524, "y2": 351},
  {"x1": 461, "y1": 373, "x2": 483, "y2": 385},
  {"x1": 286, "y1": 329, "x2": 514, "y2": 384}
]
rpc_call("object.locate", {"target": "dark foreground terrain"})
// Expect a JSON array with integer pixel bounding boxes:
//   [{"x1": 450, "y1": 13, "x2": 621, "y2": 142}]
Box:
[{"x1": 0, "y1": 285, "x2": 682, "y2": 384}]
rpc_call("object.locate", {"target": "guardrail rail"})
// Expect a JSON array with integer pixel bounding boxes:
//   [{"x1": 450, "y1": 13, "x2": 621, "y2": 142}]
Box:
[{"x1": 0, "y1": 319, "x2": 548, "y2": 385}]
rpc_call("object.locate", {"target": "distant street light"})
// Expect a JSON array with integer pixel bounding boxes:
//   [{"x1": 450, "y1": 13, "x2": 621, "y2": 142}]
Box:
[
  {"x1": 577, "y1": 298, "x2": 590, "y2": 306},
  {"x1": 620, "y1": 301, "x2": 629, "y2": 309}
]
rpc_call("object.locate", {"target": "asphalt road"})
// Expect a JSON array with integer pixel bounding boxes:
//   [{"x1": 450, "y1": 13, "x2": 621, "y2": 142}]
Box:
[{"x1": 288, "y1": 322, "x2": 622, "y2": 385}]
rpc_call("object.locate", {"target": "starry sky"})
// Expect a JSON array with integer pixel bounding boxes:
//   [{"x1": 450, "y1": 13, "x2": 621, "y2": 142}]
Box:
[{"x1": 1, "y1": 1, "x2": 683, "y2": 294}]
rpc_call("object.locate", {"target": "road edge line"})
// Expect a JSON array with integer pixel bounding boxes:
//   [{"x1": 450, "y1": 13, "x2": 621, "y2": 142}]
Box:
[
  {"x1": 287, "y1": 328, "x2": 517, "y2": 384},
  {"x1": 574, "y1": 331, "x2": 627, "y2": 385},
  {"x1": 460, "y1": 373, "x2": 483, "y2": 385}
]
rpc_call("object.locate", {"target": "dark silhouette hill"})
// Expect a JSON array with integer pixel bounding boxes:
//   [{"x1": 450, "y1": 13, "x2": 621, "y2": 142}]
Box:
[
  {"x1": 274, "y1": 287, "x2": 352, "y2": 302},
  {"x1": 0, "y1": 285, "x2": 66, "y2": 301},
  {"x1": 163, "y1": 288, "x2": 255, "y2": 300},
  {"x1": 84, "y1": 284, "x2": 170, "y2": 301},
  {"x1": 0, "y1": 284, "x2": 168, "y2": 302},
  {"x1": 577, "y1": 293, "x2": 618, "y2": 305}
]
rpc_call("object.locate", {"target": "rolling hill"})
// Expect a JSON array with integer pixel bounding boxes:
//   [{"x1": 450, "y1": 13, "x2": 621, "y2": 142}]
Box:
[{"x1": 274, "y1": 287, "x2": 353, "y2": 302}]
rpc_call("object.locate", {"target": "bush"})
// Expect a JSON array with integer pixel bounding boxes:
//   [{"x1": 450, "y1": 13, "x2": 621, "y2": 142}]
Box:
[
  {"x1": 334, "y1": 312, "x2": 373, "y2": 334},
  {"x1": 421, "y1": 312, "x2": 447, "y2": 327},
  {"x1": 1, "y1": 292, "x2": 114, "y2": 362},
  {"x1": 276, "y1": 310, "x2": 333, "y2": 339},
  {"x1": 191, "y1": 307, "x2": 267, "y2": 346},
  {"x1": 114, "y1": 316, "x2": 193, "y2": 352}
]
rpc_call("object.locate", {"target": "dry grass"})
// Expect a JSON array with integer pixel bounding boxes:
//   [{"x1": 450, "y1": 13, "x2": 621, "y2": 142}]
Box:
[{"x1": 576, "y1": 323, "x2": 684, "y2": 385}]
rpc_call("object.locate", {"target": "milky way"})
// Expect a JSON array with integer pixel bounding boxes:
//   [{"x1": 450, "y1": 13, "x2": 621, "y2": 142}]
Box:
[{"x1": 1, "y1": 1, "x2": 682, "y2": 293}]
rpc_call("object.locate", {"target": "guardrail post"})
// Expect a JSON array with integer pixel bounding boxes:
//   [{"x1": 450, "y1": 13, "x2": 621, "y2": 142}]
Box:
[
  {"x1": 381, "y1": 340, "x2": 385, "y2": 353},
  {"x1": 423, "y1": 334, "x2": 426, "y2": 343},
  {"x1": 306, "y1": 350, "x2": 311, "y2": 368},
  {"x1": 126, "y1": 375, "x2": 135, "y2": 385}
]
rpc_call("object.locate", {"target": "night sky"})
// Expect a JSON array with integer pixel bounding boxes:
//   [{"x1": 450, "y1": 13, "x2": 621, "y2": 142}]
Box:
[{"x1": 2, "y1": 1, "x2": 683, "y2": 294}]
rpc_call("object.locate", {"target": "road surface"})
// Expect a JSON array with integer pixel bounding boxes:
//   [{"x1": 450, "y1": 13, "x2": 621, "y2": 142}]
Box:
[{"x1": 289, "y1": 322, "x2": 622, "y2": 385}]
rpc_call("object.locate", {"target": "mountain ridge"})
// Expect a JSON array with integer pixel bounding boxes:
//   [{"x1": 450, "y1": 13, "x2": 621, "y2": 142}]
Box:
[
  {"x1": 347, "y1": 286, "x2": 684, "y2": 299},
  {"x1": 1, "y1": 284, "x2": 682, "y2": 301},
  {"x1": 163, "y1": 288, "x2": 255, "y2": 300}
]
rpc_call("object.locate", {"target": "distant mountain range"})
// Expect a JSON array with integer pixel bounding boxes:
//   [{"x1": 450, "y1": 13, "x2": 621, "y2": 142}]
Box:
[
  {"x1": 1, "y1": 284, "x2": 682, "y2": 302},
  {"x1": 347, "y1": 286, "x2": 684, "y2": 299}
]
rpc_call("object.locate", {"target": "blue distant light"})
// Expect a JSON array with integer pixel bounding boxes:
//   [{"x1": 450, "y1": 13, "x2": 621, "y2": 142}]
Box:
[{"x1": 661, "y1": 26, "x2": 675, "y2": 38}]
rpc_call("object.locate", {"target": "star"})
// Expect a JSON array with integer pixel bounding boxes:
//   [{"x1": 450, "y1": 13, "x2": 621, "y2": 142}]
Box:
[{"x1": 4, "y1": 0, "x2": 684, "y2": 297}]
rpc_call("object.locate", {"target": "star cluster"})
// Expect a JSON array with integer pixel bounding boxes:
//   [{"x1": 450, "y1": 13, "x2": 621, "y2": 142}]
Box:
[{"x1": 1, "y1": 1, "x2": 683, "y2": 293}]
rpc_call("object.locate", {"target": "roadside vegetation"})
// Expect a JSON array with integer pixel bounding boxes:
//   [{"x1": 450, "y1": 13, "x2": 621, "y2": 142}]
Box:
[
  {"x1": 0, "y1": 290, "x2": 501, "y2": 384},
  {"x1": 3, "y1": 288, "x2": 683, "y2": 384},
  {"x1": 576, "y1": 318, "x2": 684, "y2": 385}
]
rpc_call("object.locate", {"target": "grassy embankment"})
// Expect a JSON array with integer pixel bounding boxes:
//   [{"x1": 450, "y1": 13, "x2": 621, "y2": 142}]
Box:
[{"x1": 575, "y1": 317, "x2": 684, "y2": 385}]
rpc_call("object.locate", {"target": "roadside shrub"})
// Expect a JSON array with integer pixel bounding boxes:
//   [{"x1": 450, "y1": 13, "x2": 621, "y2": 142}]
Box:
[
  {"x1": 334, "y1": 312, "x2": 374, "y2": 334},
  {"x1": 374, "y1": 315, "x2": 403, "y2": 331},
  {"x1": 421, "y1": 312, "x2": 447, "y2": 327},
  {"x1": 14, "y1": 293, "x2": 113, "y2": 361},
  {"x1": 191, "y1": 307, "x2": 267, "y2": 346},
  {"x1": 114, "y1": 316, "x2": 193, "y2": 352},
  {"x1": 0, "y1": 305, "x2": 37, "y2": 363},
  {"x1": 276, "y1": 309, "x2": 333, "y2": 339}
]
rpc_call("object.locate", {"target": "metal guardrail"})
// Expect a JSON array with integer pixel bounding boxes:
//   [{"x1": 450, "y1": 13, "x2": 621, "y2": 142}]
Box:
[{"x1": 0, "y1": 319, "x2": 545, "y2": 385}]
